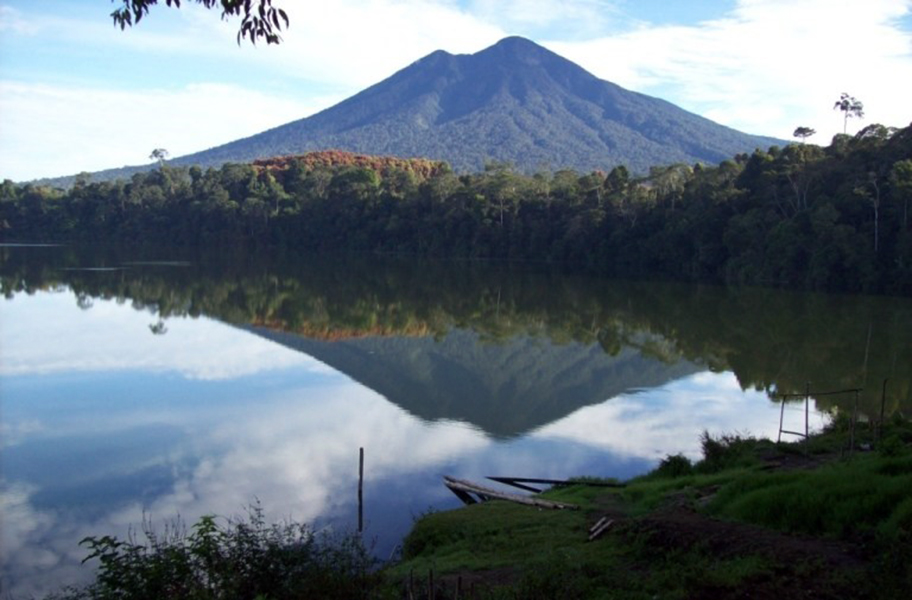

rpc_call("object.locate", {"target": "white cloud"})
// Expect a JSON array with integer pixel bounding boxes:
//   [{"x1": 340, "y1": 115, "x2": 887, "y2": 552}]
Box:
[
  {"x1": 463, "y1": 0, "x2": 624, "y2": 38},
  {"x1": 0, "y1": 4, "x2": 37, "y2": 34},
  {"x1": 551, "y1": 0, "x2": 912, "y2": 142},
  {"x1": 250, "y1": 0, "x2": 505, "y2": 88},
  {"x1": 0, "y1": 80, "x2": 323, "y2": 181}
]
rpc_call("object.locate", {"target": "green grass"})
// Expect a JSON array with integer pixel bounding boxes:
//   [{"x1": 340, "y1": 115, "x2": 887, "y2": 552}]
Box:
[
  {"x1": 706, "y1": 453, "x2": 912, "y2": 539},
  {"x1": 394, "y1": 494, "x2": 592, "y2": 574},
  {"x1": 388, "y1": 418, "x2": 912, "y2": 598}
]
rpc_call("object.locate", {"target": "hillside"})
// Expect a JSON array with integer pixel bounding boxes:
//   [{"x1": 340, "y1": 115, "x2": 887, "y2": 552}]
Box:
[
  {"x1": 175, "y1": 36, "x2": 782, "y2": 174},
  {"x1": 38, "y1": 36, "x2": 783, "y2": 185}
]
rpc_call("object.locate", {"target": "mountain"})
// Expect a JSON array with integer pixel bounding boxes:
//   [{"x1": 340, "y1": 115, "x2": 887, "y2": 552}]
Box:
[
  {"x1": 176, "y1": 36, "x2": 781, "y2": 174},
  {"x1": 44, "y1": 36, "x2": 785, "y2": 185},
  {"x1": 246, "y1": 326, "x2": 702, "y2": 439}
]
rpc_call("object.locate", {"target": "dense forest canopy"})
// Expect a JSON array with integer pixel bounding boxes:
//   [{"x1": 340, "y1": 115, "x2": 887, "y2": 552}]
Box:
[{"x1": 2, "y1": 125, "x2": 912, "y2": 295}]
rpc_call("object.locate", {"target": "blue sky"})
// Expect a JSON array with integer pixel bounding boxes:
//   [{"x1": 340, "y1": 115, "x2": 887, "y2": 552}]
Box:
[{"x1": 1, "y1": 0, "x2": 910, "y2": 181}]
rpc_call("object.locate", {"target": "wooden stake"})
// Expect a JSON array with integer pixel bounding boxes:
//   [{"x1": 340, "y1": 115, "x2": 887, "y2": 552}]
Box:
[
  {"x1": 588, "y1": 518, "x2": 614, "y2": 541},
  {"x1": 777, "y1": 397, "x2": 786, "y2": 444},
  {"x1": 804, "y1": 381, "x2": 810, "y2": 441},
  {"x1": 358, "y1": 447, "x2": 364, "y2": 534}
]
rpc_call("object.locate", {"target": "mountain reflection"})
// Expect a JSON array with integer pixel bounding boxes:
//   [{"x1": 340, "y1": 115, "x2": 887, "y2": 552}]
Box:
[
  {"x1": 249, "y1": 326, "x2": 700, "y2": 438},
  {"x1": 2, "y1": 244, "x2": 909, "y2": 416}
]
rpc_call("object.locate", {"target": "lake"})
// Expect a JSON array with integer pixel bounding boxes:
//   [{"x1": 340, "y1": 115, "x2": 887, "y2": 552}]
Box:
[{"x1": 1, "y1": 244, "x2": 910, "y2": 598}]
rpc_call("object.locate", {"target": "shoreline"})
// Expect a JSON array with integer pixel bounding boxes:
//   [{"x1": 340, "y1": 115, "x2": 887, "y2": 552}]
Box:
[{"x1": 386, "y1": 416, "x2": 912, "y2": 598}]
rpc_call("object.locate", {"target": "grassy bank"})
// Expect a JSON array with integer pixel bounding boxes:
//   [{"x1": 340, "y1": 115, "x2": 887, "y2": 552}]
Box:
[
  {"x1": 388, "y1": 415, "x2": 912, "y2": 599},
  {"x1": 47, "y1": 416, "x2": 911, "y2": 599}
]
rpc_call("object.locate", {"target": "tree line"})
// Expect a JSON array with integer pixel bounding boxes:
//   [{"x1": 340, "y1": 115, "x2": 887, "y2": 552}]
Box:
[{"x1": 2, "y1": 125, "x2": 911, "y2": 294}]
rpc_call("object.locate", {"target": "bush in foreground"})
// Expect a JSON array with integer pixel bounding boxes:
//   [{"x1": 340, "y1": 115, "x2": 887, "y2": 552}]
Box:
[{"x1": 48, "y1": 504, "x2": 381, "y2": 600}]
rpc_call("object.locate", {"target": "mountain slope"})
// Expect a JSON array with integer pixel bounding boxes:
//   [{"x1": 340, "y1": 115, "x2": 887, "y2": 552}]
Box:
[
  {"x1": 246, "y1": 326, "x2": 701, "y2": 439},
  {"x1": 42, "y1": 36, "x2": 786, "y2": 185},
  {"x1": 170, "y1": 36, "x2": 781, "y2": 174}
]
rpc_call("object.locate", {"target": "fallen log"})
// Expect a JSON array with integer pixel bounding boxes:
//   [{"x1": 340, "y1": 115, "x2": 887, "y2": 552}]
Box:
[{"x1": 443, "y1": 476, "x2": 579, "y2": 510}]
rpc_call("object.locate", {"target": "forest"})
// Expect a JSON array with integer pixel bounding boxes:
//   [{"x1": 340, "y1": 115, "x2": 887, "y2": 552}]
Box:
[{"x1": 2, "y1": 124, "x2": 911, "y2": 295}]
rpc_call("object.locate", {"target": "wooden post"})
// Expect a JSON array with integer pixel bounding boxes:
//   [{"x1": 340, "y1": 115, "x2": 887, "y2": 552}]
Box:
[
  {"x1": 358, "y1": 447, "x2": 364, "y2": 534},
  {"x1": 804, "y1": 381, "x2": 810, "y2": 441},
  {"x1": 777, "y1": 396, "x2": 786, "y2": 444}
]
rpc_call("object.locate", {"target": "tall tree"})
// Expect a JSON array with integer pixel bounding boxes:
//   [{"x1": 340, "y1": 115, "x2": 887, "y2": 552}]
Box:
[
  {"x1": 793, "y1": 126, "x2": 816, "y2": 143},
  {"x1": 890, "y1": 159, "x2": 912, "y2": 232},
  {"x1": 110, "y1": 0, "x2": 289, "y2": 45},
  {"x1": 149, "y1": 148, "x2": 169, "y2": 169},
  {"x1": 833, "y1": 93, "x2": 864, "y2": 134}
]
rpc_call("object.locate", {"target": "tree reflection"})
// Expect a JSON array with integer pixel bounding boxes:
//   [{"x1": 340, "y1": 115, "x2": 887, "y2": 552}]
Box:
[{"x1": 1, "y1": 245, "x2": 909, "y2": 415}]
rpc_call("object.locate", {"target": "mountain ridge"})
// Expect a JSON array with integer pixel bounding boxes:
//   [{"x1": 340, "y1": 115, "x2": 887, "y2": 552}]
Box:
[
  {"x1": 38, "y1": 36, "x2": 786, "y2": 184},
  {"x1": 174, "y1": 36, "x2": 783, "y2": 173}
]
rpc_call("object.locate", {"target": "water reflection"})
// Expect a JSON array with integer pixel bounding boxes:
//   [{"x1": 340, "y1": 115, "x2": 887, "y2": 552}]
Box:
[{"x1": 1, "y1": 245, "x2": 909, "y2": 597}]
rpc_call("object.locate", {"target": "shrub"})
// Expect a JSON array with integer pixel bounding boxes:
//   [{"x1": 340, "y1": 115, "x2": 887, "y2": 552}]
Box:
[
  {"x1": 879, "y1": 434, "x2": 904, "y2": 457},
  {"x1": 697, "y1": 431, "x2": 760, "y2": 473},
  {"x1": 49, "y1": 504, "x2": 381, "y2": 600},
  {"x1": 654, "y1": 453, "x2": 693, "y2": 478}
]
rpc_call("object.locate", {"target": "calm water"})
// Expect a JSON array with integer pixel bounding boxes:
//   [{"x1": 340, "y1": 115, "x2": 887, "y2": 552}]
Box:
[{"x1": 1, "y1": 245, "x2": 910, "y2": 597}]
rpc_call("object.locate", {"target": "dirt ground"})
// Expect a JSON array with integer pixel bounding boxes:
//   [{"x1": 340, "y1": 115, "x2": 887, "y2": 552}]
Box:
[{"x1": 616, "y1": 501, "x2": 867, "y2": 599}]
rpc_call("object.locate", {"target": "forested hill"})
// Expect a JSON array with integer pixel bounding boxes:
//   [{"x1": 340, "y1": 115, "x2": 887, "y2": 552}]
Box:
[
  {"x1": 2, "y1": 123, "x2": 911, "y2": 295},
  {"x1": 174, "y1": 36, "x2": 781, "y2": 174},
  {"x1": 34, "y1": 36, "x2": 782, "y2": 186}
]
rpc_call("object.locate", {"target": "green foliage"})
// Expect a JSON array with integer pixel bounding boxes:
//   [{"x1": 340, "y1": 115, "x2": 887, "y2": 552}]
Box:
[
  {"x1": 834, "y1": 93, "x2": 865, "y2": 134},
  {"x1": 49, "y1": 504, "x2": 380, "y2": 600},
  {"x1": 879, "y1": 433, "x2": 904, "y2": 457},
  {"x1": 653, "y1": 453, "x2": 694, "y2": 478},
  {"x1": 110, "y1": 0, "x2": 289, "y2": 45},
  {"x1": 697, "y1": 431, "x2": 765, "y2": 473}
]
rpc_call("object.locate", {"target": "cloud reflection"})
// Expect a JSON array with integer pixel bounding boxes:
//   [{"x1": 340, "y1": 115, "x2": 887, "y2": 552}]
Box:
[
  {"x1": 1, "y1": 360, "x2": 492, "y2": 597},
  {"x1": 0, "y1": 291, "x2": 332, "y2": 380},
  {"x1": 535, "y1": 371, "x2": 832, "y2": 460}
]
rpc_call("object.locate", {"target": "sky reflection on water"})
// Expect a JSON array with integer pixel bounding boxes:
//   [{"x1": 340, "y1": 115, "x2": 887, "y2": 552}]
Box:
[{"x1": 0, "y1": 290, "x2": 829, "y2": 598}]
